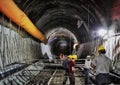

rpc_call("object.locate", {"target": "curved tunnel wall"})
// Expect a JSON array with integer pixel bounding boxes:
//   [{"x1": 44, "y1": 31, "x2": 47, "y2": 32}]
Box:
[
  {"x1": 0, "y1": 0, "x2": 119, "y2": 66},
  {"x1": 0, "y1": 0, "x2": 113, "y2": 60}
]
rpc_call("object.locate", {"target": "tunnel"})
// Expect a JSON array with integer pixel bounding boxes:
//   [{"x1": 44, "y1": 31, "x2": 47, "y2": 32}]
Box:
[{"x1": 0, "y1": 0, "x2": 120, "y2": 85}]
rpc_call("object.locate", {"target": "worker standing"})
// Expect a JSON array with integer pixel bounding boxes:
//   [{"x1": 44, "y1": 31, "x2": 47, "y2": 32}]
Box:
[
  {"x1": 61, "y1": 53, "x2": 69, "y2": 85},
  {"x1": 62, "y1": 55, "x2": 77, "y2": 85},
  {"x1": 62, "y1": 54, "x2": 69, "y2": 85},
  {"x1": 68, "y1": 55, "x2": 77, "y2": 85},
  {"x1": 91, "y1": 45, "x2": 112, "y2": 85},
  {"x1": 84, "y1": 55, "x2": 92, "y2": 85}
]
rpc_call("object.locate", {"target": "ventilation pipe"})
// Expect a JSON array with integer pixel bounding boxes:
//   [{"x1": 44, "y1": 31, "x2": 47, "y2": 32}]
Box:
[{"x1": 0, "y1": 0, "x2": 46, "y2": 43}]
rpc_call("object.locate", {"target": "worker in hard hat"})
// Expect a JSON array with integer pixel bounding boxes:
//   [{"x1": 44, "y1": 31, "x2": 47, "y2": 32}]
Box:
[
  {"x1": 91, "y1": 45, "x2": 112, "y2": 85},
  {"x1": 63, "y1": 54, "x2": 77, "y2": 85},
  {"x1": 97, "y1": 45, "x2": 106, "y2": 54},
  {"x1": 68, "y1": 55, "x2": 77, "y2": 85},
  {"x1": 84, "y1": 55, "x2": 92, "y2": 85}
]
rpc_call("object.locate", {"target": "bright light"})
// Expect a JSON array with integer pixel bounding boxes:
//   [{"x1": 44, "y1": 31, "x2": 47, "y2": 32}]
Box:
[
  {"x1": 108, "y1": 29, "x2": 114, "y2": 36},
  {"x1": 98, "y1": 29, "x2": 107, "y2": 37}
]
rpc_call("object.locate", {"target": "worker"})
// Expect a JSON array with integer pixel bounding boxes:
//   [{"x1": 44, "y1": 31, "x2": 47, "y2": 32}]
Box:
[
  {"x1": 84, "y1": 55, "x2": 92, "y2": 85},
  {"x1": 62, "y1": 54, "x2": 70, "y2": 85},
  {"x1": 62, "y1": 55, "x2": 77, "y2": 85},
  {"x1": 68, "y1": 55, "x2": 77, "y2": 85},
  {"x1": 91, "y1": 45, "x2": 112, "y2": 85}
]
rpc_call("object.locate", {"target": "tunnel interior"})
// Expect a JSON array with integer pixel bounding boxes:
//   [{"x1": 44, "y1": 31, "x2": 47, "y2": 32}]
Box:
[
  {"x1": 0, "y1": 0, "x2": 120, "y2": 84},
  {"x1": 11, "y1": 0, "x2": 114, "y2": 57},
  {"x1": 0, "y1": 0, "x2": 120, "y2": 63},
  {"x1": 13, "y1": 0, "x2": 107, "y2": 43}
]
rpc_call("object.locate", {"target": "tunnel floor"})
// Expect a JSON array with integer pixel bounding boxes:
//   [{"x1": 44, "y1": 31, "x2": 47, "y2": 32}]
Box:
[
  {"x1": 0, "y1": 61, "x2": 119, "y2": 85},
  {"x1": 26, "y1": 68, "x2": 85, "y2": 85},
  {"x1": 0, "y1": 61, "x2": 87, "y2": 85}
]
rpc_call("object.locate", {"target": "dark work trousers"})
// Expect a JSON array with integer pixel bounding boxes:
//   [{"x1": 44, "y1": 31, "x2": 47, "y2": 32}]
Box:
[
  {"x1": 96, "y1": 73, "x2": 110, "y2": 85},
  {"x1": 84, "y1": 68, "x2": 91, "y2": 85},
  {"x1": 63, "y1": 71, "x2": 75, "y2": 85},
  {"x1": 69, "y1": 73, "x2": 75, "y2": 85},
  {"x1": 63, "y1": 71, "x2": 68, "y2": 85}
]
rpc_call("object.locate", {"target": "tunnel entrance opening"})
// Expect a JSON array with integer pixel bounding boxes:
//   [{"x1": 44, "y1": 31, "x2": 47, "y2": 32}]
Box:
[
  {"x1": 50, "y1": 36, "x2": 74, "y2": 56},
  {"x1": 45, "y1": 27, "x2": 78, "y2": 57}
]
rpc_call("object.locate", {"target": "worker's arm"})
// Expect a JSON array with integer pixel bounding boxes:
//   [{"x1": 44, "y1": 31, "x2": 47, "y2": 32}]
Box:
[
  {"x1": 91, "y1": 63, "x2": 96, "y2": 69},
  {"x1": 91, "y1": 57, "x2": 97, "y2": 69},
  {"x1": 72, "y1": 67, "x2": 76, "y2": 72}
]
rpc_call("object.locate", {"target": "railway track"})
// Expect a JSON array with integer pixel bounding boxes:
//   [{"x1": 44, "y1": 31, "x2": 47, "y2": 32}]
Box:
[
  {"x1": 25, "y1": 69, "x2": 55, "y2": 85},
  {"x1": 25, "y1": 68, "x2": 85, "y2": 85},
  {"x1": 0, "y1": 62, "x2": 86, "y2": 85}
]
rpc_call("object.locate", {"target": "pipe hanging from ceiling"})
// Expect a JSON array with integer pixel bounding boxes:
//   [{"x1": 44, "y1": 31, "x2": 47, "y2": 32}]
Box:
[{"x1": 0, "y1": 0, "x2": 46, "y2": 43}]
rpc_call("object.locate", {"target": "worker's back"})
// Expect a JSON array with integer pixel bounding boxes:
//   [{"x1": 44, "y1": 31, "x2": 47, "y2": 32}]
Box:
[{"x1": 92, "y1": 54, "x2": 112, "y2": 75}]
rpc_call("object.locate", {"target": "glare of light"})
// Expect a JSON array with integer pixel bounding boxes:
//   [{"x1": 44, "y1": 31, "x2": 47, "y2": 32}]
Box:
[
  {"x1": 98, "y1": 29, "x2": 107, "y2": 37},
  {"x1": 108, "y1": 29, "x2": 114, "y2": 36}
]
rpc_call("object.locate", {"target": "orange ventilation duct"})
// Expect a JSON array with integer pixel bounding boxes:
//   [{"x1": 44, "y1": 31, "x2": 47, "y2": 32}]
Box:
[{"x1": 0, "y1": 0, "x2": 46, "y2": 43}]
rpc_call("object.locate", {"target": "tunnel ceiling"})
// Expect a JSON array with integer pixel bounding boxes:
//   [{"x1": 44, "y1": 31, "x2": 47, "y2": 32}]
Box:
[{"x1": 8, "y1": 0, "x2": 115, "y2": 43}]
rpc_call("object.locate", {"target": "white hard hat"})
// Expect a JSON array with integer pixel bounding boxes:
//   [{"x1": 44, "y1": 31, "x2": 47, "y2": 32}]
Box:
[
  {"x1": 87, "y1": 55, "x2": 91, "y2": 58},
  {"x1": 73, "y1": 43, "x2": 78, "y2": 49}
]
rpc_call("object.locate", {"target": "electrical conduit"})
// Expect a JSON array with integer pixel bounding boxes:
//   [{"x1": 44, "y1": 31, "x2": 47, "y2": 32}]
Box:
[{"x1": 0, "y1": 0, "x2": 46, "y2": 43}]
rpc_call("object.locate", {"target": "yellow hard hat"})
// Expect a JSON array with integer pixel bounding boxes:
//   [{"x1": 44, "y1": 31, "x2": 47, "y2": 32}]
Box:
[
  {"x1": 98, "y1": 45, "x2": 105, "y2": 51},
  {"x1": 71, "y1": 55, "x2": 78, "y2": 60},
  {"x1": 68, "y1": 55, "x2": 72, "y2": 59}
]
